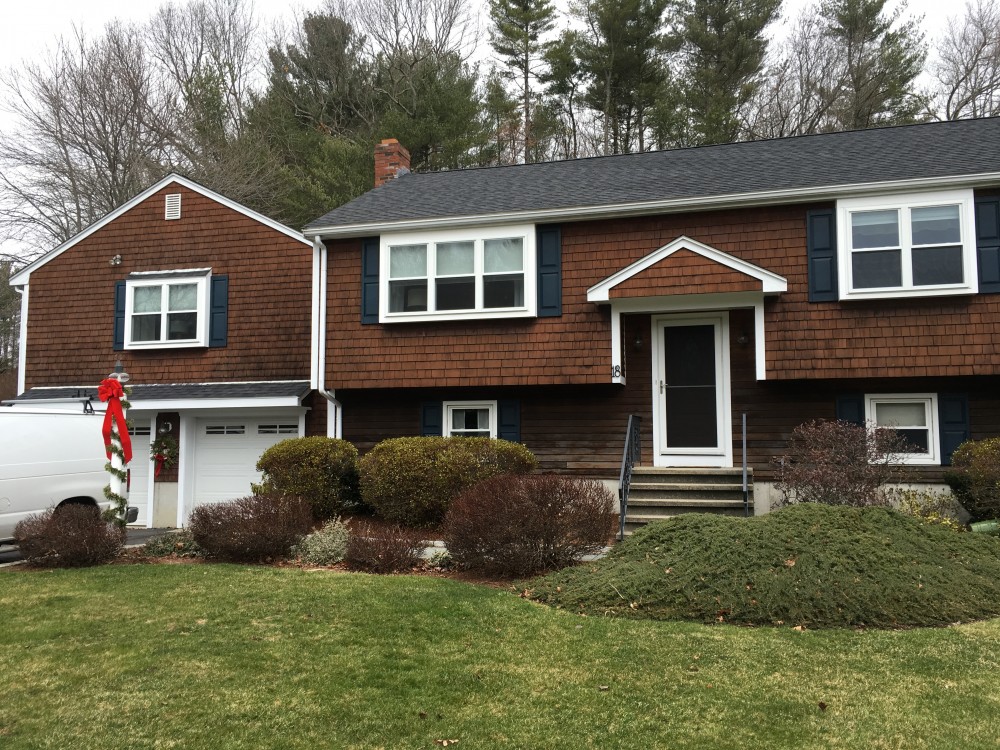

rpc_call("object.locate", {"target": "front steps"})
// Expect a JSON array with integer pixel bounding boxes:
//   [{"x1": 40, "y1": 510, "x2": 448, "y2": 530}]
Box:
[{"x1": 622, "y1": 467, "x2": 753, "y2": 535}]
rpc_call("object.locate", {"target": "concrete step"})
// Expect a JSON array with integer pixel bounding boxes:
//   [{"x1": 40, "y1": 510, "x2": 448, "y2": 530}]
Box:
[
  {"x1": 626, "y1": 497, "x2": 746, "y2": 510},
  {"x1": 628, "y1": 482, "x2": 750, "y2": 500},
  {"x1": 630, "y1": 467, "x2": 752, "y2": 486}
]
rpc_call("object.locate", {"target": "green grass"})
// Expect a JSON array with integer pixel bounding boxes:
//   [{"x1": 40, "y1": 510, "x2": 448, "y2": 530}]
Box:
[
  {"x1": 529, "y1": 504, "x2": 1000, "y2": 628},
  {"x1": 3, "y1": 564, "x2": 1000, "y2": 749}
]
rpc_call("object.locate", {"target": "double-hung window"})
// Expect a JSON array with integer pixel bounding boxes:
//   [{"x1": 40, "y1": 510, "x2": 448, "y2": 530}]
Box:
[
  {"x1": 125, "y1": 269, "x2": 211, "y2": 349},
  {"x1": 865, "y1": 394, "x2": 939, "y2": 465},
  {"x1": 443, "y1": 401, "x2": 497, "y2": 438},
  {"x1": 837, "y1": 190, "x2": 977, "y2": 299},
  {"x1": 381, "y1": 225, "x2": 535, "y2": 322}
]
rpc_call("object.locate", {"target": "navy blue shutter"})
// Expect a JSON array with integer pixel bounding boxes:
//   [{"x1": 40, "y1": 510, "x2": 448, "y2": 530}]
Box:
[
  {"x1": 421, "y1": 402, "x2": 443, "y2": 436},
  {"x1": 536, "y1": 225, "x2": 562, "y2": 317},
  {"x1": 497, "y1": 400, "x2": 521, "y2": 442},
  {"x1": 975, "y1": 197, "x2": 1000, "y2": 293},
  {"x1": 835, "y1": 395, "x2": 865, "y2": 425},
  {"x1": 209, "y1": 275, "x2": 228, "y2": 347},
  {"x1": 113, "y1": 280, "x2": 126, "y2": 351},
  {"x1": 807, "y1": 208, "x2": 838, "y2": 301},
  {"x1": 938, "y1": 393, "x2": 970, "y2": 466},
  {"x1": 361, "y1": 237, "x2": 380, "y2": 324}
]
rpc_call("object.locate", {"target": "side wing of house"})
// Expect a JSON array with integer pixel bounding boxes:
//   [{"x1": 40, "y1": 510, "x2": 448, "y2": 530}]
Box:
[{"x1": 7, "y1": 176, "x2": 321, "y2": 528}]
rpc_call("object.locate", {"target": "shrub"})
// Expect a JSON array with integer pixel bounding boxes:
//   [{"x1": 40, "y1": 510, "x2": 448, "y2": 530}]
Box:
[
  {"x1": 944, "y1": 437, "x2": 1000, "y2": 522},
  {"x1": 188, "y1": 493, "x2": 312, "y2": 562},
  {"x1": 893, "y1": 487, "x2": 965, "y2": 532},
  {"x1": 774, "y1": 419, "x2": 911, "y2": 508},
  {"x1": 294, "y1": 518, "x2": 350, "y2": 566},
  {"x1": 345, "y1": 520, "x2": 424, "y2": 573},
  {"x1": 255, "y1": 437, "x2": 360, "y2": 520},
  {"x1": 142, "y1": 529, "x2": 204, "y2": 558},
  {"x1": 358, "y1": 437, "x2": 538, "y2": 527},
  {"x1": 14, "y1": 504, "x2": 125, "y2": 568},
  {"x1": 443, "y1": 474, "x2": 616, "y2": 577}
]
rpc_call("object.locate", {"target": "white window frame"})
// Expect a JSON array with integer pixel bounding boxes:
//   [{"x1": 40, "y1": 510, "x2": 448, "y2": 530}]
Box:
[
  {"x1": 443, "y1": 400, "x2": 498, "y2": 438},
  {"x1": 379, "y1": 224, "x2": 536, "y2": 323},
  {"x1": 864, "y1": 393, "x2": 940, "y2": 465},
  {"x1": 125, "y1": 269, "x2": 211, "y2": 350},
  {"x1": 837, "y1": 189, "x2": 978, "y2": 300}
]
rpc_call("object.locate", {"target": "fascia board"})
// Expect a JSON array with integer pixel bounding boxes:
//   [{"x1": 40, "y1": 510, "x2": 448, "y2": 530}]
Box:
[{"x1": 304, "y1": 172, "x2": 1000, "y2": 241}]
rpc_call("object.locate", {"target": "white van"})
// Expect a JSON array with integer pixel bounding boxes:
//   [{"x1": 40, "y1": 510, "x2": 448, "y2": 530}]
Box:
[{"x1": 0, "y1": 406, "x2": 137, "y2": 542}]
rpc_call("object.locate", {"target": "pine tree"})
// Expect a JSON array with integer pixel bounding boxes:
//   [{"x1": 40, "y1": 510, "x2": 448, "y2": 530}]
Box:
[
  {"x1": 489, "y1": 0, "x2": 557, "y2": 162},
  {"x1": 682, "y1": 0, "x2": 782, "y2": 145}
]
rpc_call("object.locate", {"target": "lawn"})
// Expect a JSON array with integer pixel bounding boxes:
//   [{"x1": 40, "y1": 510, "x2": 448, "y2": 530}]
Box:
[{"x1": 2, "y1": 564, "x2": 999, "y2": 750}]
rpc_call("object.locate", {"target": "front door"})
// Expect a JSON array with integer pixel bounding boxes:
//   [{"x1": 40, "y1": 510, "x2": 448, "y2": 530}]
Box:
[{"x1": 652, "y1": 313, "x2": 732, "y2": 467}]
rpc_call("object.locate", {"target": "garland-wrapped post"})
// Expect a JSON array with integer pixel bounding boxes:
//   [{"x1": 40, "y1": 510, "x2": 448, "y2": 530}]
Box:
[{"x1": 99, "y1": 371, "x2": 132, "y2": 528}]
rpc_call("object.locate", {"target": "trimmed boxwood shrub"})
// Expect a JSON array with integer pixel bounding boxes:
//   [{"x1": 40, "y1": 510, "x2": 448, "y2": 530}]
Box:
[
  {"x1": 14, "y1": 504, "x2": 125, "y2": 568},
  {"x1": 443, "y1": 474, "x2": 616, "y2": 577},
  {"x1": 358, "y1": 437, "x2": 537, "y2": 527},
  {"x1": 945, "y1": 437, "x2": 1000, "y2": 522},
  {"x1": 188, "y1": 493, "x2": 312, "y2": 562},
  {"x1": 255, "y1": 437, "x2": 359, "y2": 520}
]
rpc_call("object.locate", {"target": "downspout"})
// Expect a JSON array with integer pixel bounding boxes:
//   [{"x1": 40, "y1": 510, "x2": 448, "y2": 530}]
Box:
[
  {"x1": 312, "y1": 236, "x2": 342, "y2": 438},
  {"x1": 15, "y1": 283, "x2": 28, "y2": 396}
]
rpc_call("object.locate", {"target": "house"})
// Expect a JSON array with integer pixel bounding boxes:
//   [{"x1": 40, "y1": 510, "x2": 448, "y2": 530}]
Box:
[
  {"x1": 7, "y1": 175, "x2": 328, "y2": 527},
  {"x1": 305, "y1": 123, "x2": 1000, "y2": 514}
]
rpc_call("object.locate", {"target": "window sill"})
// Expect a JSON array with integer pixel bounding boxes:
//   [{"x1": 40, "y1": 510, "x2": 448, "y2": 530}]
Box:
[
  {"x1": 124, "y1": 340, "x2": 208, "y2": 351},
  {"x1": 840, "y1": 285, "x2": 977, "y2": 302},
  {"x1": 380, "y1": 308, "x2": 535, "y2": 324}
]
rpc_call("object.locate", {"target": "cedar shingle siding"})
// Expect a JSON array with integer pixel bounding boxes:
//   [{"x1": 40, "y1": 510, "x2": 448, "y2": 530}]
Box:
[{"x1": 24, "y1": 184, "x2": 312, "y2": 388}]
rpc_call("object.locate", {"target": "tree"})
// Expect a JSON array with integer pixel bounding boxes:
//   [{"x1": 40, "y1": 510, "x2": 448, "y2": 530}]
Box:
[
  {"x1": 479, "y1": 68, "x2": 522, "y2": 165},
  {"x1": 0, "y1": 22, "x2": 169, "y2": 258},
  {"x1": 0, "y1": 261, "x2": 18, "y2": 380},
  {"x1": 541, "y1": 28, "x2": 585, "y2": 158},
  {"x1": 488, "y1": 0, "x2": 557, "y2": 162},
  {"x1": 681, "y1": 0, "x2": 781, "y2": 145},
  {"x1": 820, "y1": 0, "x2": 926, "y2": 129},
  {"x1": 932, "y1": 0, "x2": 1000, "y2": 120},
  {"x1": 576, "y1": 0, "x2": 675, "y2": 154}
]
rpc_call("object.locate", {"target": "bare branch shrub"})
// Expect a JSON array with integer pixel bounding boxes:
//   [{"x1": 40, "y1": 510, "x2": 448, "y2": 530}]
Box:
[
  {"x1": 188, "y1": 493, "x2": 312, "y2": 562},
  {"x1": 774, "y1": 419, "x2": 911, "y2": 508},
  {"x1": 443, "y1": 474, "x2": 616, "y2": 577},
  {"x1": 14, "y1": 504, "x2": 125, "y2": 567},
  {"x1": 344, "y1": 520, "x2": 424, "y2": 573}
]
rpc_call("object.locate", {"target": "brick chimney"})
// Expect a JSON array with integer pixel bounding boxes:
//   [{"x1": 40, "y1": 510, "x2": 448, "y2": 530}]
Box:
[{"x1": 374, "y1": 138, "x2": 411, "y2": 187}]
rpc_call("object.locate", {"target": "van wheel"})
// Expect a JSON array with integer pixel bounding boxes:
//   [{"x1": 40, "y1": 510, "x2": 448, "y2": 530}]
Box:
[{"x1": 56, "y1": 498, "x2": 100, "y2": 516}]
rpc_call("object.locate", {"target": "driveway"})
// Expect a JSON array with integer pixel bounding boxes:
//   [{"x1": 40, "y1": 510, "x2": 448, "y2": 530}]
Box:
[{"x1": 0, "y1": 527, "x2": 174, "y2": 565}]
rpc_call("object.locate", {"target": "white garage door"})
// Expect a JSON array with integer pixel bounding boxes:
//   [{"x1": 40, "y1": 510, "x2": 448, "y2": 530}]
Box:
[
  {"x1": 128, "y1": 421, "x2": 151, "y2": 526},
  {"x1": 192, "y1": 417, "x2": 300, "y2": 508}
]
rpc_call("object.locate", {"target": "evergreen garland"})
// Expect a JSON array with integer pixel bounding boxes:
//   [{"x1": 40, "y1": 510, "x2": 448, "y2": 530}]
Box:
[{"x1": 102, "y1": 389, "x2": 132, "y2": 527}]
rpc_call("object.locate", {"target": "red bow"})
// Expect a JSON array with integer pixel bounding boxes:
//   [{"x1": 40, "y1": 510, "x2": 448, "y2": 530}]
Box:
[{"x1": 99, "y1": 377, "x2": 132, "y2": 464}]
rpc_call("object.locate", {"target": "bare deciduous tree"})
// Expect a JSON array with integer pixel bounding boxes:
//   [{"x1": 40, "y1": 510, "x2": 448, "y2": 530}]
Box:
[
  {"x1": 0, "y1": 23, "x2": 169, "y2": 259},
  {"x1": 932, "y1": 0, "x2": 1000, "y2": 120}
]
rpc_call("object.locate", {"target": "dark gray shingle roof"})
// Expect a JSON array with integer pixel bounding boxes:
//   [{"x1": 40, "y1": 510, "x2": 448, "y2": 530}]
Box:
[
  {"x1": 12, "y1": 381, "x2": 311, "y2": 403},
  {"x1": 306, "y1": 118, "x2": 1000, "y2": 232}
]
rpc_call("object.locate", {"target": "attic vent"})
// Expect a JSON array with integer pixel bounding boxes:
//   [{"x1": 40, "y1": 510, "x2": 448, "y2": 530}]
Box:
[{"x1": 165, "y1": 193, "x2": 182, "y2": 220}]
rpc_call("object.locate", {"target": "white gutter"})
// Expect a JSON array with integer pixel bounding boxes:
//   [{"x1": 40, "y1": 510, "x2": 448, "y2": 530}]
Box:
[
  {"x1": 304, "y1": 172, "x2": 1000, "y2": 240},
  {"x1": 15, "y1": 284, "x2": 27, "y2": 396},
  {"x1": 310, "y1": 238, "x2": 322, "y2": 389},
  {"x1": 312, "y1": 238, "x2": 342, "y2": 438}
]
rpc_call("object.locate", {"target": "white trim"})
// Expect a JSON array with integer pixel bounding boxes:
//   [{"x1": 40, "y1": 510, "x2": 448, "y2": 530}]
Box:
[
  {"x1": 128, "y1": 267, "x2": 212, "y2": 279},
  {"x1": 836, "y1": 189, "x2": 978, "y2": 300},
  {"x1": 442, "y1": 400, "x2": 498, "y2": 438},
  {"x1": 587, "y1": 235, "x2": 787, "y2": 302},
  {"x1": 379, "y1": 224, "x2": 536, "y2": 323},
  {"x1": 864, "y1": 393, "x2": 941, "y2": 465},
  {"x1": 304, "y1": 173, "x2": 1000, "y2": 241},
  {"x1": 15, "y1": 284, "x2": 28, "y2": 395},
  {"x1": 125, "y1": 272, "x2": 211, "y2": 350},
  {"x1": 129, "y1": 396, "x2": 305, "y2": 411},
  {"x1": 9, "y1": 173, "x2": 310, "y2": 285},
  {"x1": 610, "y1": 310, "x2": 625, "y2": 385},
  {"x1": 310, "y1": 238, "x2": 322, "y2": 389},
  {"x1": 650, "y1": 313, "x2": 733, "y2": 468},
  {"x1": 177, "y1": 413, "x2": 195, "y2": 527}
]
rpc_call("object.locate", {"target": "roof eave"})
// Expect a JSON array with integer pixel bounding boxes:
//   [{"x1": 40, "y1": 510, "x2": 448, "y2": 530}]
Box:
[{"x1": 304, "y1": 172, "x2": 1000, "y2": 241}]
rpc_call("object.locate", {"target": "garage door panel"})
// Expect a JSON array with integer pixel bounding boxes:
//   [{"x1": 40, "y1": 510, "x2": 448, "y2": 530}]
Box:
[
  {"x1": 192, "y1": 417, "x2": 299, "y2": 510},
  {"x1": 128, "y1": 421, "x2": 151, "y2": 525}
]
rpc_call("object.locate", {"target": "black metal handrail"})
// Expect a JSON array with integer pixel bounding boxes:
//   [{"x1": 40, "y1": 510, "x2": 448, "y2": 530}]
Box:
[{"x1": 618, "y1": 414, "x2": 641, "y2": 541}]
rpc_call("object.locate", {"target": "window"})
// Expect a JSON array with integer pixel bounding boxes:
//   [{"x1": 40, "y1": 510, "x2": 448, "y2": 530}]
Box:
[
  {"x1": 865, "y1": 394, "x2": 939, "y2": 465},
  {"x1": 443, "y1": 401, "x2": 497, "y2": 438},
  {"x1": 837, "y1": 190, "x2": 977, "y2": 300},
  {"x1": 125, "y1": 269, "x2": 210, "y2": 349},
  {"x1": 258, "y1": 424, "x2": 298, "y2": 435},
  {"x1": 205, "y1": 424, "x2": 245, "y2": 435},
  {"x1": 380, "y1": 225, "x2": 535, "y2": 322}
]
